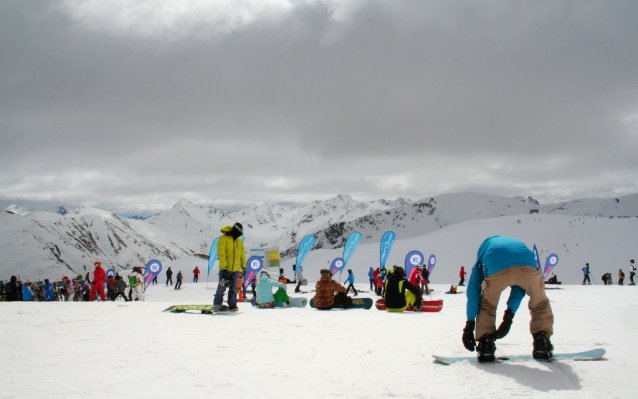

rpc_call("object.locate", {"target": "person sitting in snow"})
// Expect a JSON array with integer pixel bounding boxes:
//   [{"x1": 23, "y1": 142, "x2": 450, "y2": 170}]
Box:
[
  {"x1": 383, "y1": 266, "x2": 423, "y2": 312},
  {"x1": 463, "y1": 236, "x2": 554, "y2": 362},
  {"x1": 313, "y1": 269, "x2": 352, "y2": 310},
  {"x1": 255, "y1": 270, "x2": 290, "y2": 308}
]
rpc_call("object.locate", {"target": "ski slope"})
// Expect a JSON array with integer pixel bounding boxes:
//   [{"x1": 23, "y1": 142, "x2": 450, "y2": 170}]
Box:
[{"x1": 1, "y1": 280, "x2": 635, "y2": 398}]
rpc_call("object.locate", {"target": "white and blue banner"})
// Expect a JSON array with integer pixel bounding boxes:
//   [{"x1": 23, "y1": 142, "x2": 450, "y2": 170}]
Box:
[
  {"x1": 342, "y1": 232, "x2": 362, "y2": 266},
  {"x1": 295, "y1": 235, "x2": 316, "y2": 275},
  {"x1": 106, "y1": 269, "x2": 115, "y2": 279},
  {"x1": 243, "y1": 256, "x2": 263, "y2": 290},
  {"x1": 427, "y1": 254, "x2": 437, "y2": 275},
  {"x1": 143, "y1": 259, "x2": 162, "y2": 292},
  {"x1": 543, "y1": 254, "x2": 559, "y2": 279},
  {"x1": 379, "y1": 231, "x2": 396, "y2": 269},
  {"x1": 329, "y1": 257, "x2": 346, "y2": 275},
  {"x1": 533, "y1": 244, "x2": 541, "y2": 270},
  {"x1": 207, "y1": 237, "x2": 220, "y2": 277},
  {"x1": 404, "y1": 250, "x2": 424, "y2": 281}
]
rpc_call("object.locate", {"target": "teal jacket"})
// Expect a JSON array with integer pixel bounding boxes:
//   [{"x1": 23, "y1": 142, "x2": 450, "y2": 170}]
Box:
[
  {"x1": 256, "y1": 275, "x2": 286, "y2": 304},
  {"x1": 466, "y1": 236, "x2": 536, "y2": 321}
]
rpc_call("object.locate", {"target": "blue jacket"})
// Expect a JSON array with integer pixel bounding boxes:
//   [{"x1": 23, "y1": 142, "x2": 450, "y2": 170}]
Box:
[
  {"x1": 345, "y1": 273, "x2": 355, "y2": 284},
  {"x1": 466, "y1": 236, "x2": 536, "y2": 321},
  {"x1": 45, "y1": 282, "x2": 53, "y2": 301},
  {"x1": 256, "y1": 274, "x2": 286, "y2": 304},
  {"x1": 22, "y1": 286, "x2": 34, "y2": 301},
  {"x1": 368, "y1": 269, "x2": 374, "y2": 279}
]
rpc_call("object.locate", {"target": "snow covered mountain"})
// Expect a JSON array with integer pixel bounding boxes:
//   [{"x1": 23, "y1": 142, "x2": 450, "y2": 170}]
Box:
[{"x1": 2, "y1": 192, "x2": 637, "y2": 280}]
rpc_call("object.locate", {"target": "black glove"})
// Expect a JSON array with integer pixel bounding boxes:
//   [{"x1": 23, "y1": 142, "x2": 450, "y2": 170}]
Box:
[
  {"x1": 220, "y1": 270, "x2": 231, "y2": 287},
  {"x1": 462, "y1": 321, "x2": 476, "y2": 351},
  {"x1": 412, "y1": 300, "x2": 423, "y2": 311},
  {"x1": 495, "y1": 309, "x2": 515, "y2": 339}
]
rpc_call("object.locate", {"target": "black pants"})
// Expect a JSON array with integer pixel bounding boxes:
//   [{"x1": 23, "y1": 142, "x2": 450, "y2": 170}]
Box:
[
  {"x1": 166, "y1": 276, "x2": 173, "y2": 286},
  {"x1": 619, "y1": 278, "x2": 624, "y2": 285},
  {"x1": 630, "y1": 272, "x2": 635, "y2": 284},
  {"x1": 193, "y1": 275, "x2": 198, "y2": 283},
  {"x1": 317, "y1": 292, "x2": 352, "y2": 310},
  {"x1": 459, "y1": 277, "x2": 465, "y2": 286},
  {"x1": 112, "y1": 292, "x2": 128, "y2": 301},
  {"x1": 346, "y1": 283, "x2": 357, "y2": 296},
  {"x1": 295, "y1": 281, "x2": 302, "y2": 292},
  {"x1": 369, "y1": 279, "x2": 375, "y2": 290},
  {"x1": 583, "y1": 274, "x2": 590, "y2": 284},
  {"x1": 152, "y1": 276, "x2": 157, "y2": 285},
  {"x1": 175, "y1": 279, "x2": 182, "y2": 289}
]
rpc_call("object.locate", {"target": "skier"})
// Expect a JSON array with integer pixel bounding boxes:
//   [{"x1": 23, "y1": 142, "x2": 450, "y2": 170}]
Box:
[
  {"x1": 582, "y1": 263, "x2": 591, "y2": 285},
  {"x1": 129, "y1": 267, "x2": 144, "y2": 300},
  {"x1": 313, "y1": 269, "x2": 352, "y2": 310},
  {"x1": 44, "y1": 279, "x2": 53, "y2": 301},
  {"x1": 368, "y1": 267, "x2": 375, "y2": 291},
  {"x1": 255, "y1": 270, "x2": 289, "y2": 308},
  {"x1": 420, "y1": 264, "x2": 430, "y2": 295},
  {"x1": 174, "y1": 271, "x2": 183, "y2": 289},
  {"x1": 89, "y1": 261, "x2": 106, "y2": 301},
  {"x1": 459, "y1": 266, "x2": 467, "y2": 286},
  {"x1": 166, "y1": 267, "x2": 173, "y2": 286},
  {"x1": 6, "y1": 276, "x2": 18, "y2": 302},
  {"x1": 193, "y1": 266, "x2": 200, "y2": 283},
  {"x1": 463, "y1": 236, "x2": 554, "y2": 361},
  {"x1": 345, "y1": 269, "x2": 358, "y2": 296},
  {"x1": 112, "y1": 276, "x2": 128, "y2": 301},
  {"x1": 213, "y1": 223, "x2": 247, "y2": 312},
  {"x1": 294, "y1": 265, "x2": 304, "y2": 293},
  {"x1": 618, "y1": 269, "x2": 625, "y2": 285},
  {"x1": 629, "y1": 260, "x2": 636, "y2": 285},
  {"x1": 383, "y1": 266, "x2": 423, "y2": 312}
]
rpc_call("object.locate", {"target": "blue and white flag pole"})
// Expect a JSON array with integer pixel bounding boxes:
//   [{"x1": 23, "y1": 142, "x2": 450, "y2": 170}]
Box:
[
  {"x1": 404, "y1": 250, "x2": 424, "y2": 282},
  {"x1": 543, "y1": 254, "x2": 559, "y2": 279},
  {"x1": 207, "y1": 237, "x2": 220, "y2": 286},
  {"x1": 329, "y1": 258, "x2": 346, "y2": 276},
  {"x1": 380, "y1": 231, "x2": 396, "y2": 269},
  {"x1": 427, "y1": 254, "x2": 436, "y2": 276},
  {"x1": 295, "y1": 235, "x2": 316, "y2": 277},
  {"x1": 533, "y1": 245, "x2": 541, "y2": 270},
  {"x1": 143, "y1": 259, "x2": 162, "y2": 293},
  {"x1": 243, "y1": 256, "x2": 263, "y2": 290}
]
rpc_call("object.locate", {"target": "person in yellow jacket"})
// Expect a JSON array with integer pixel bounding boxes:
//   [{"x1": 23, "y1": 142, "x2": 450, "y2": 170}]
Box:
[{"x1": 213, "y1": 223, "x2": 247, "y2": 311}]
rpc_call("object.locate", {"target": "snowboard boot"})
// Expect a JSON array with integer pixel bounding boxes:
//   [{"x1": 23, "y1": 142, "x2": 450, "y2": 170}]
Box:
[
  {"x1": 228, "y1": 305, "x2": 239, "y2": 312},
  {"x1": 532, "y1": 331, "x2": 554, "y2": 360},
  {"x1": 213, "y1": 304, "x2": 229, "y2": 312},
  {"x1": 476, "y1": 333, "x2": 496, "y2": 362}
]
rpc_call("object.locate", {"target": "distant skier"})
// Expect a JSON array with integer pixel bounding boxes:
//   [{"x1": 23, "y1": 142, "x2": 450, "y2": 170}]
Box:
[
  {"x1": 89, "y1": 261, "x2": 106, "y2": 302},
  {"x1": 368, "y1": 267, "x2": 375, "y2": 291},
  {"x1": 193, "y1": 266, "x2": 200, "y2": 283},
  {"x1": 383, "y1": 266, "x2": 423, "y2": 312},
  {"x1": 295, "y1": 266, "x2": 304, "y2": 293},
  {"x1": 112, "y1": 276, "x2": 128, "y2": 302},
  {"x1": 618, "y1": 269, "x2": 625, "y2": 285},
  {"x1": 463, "y1": 236, "x2": 554, "y2": 361},
  {"x1": 345, "y1": 269, "x2": 358, "y2": 296},
  {"x1": 174, "y1": 271, "x2": 183, "y2": 289},
  {"x1": 459, "y1": 266, "x2": 467, "y2": 286},
  {"x1": 44, "y1": 279, "x2": 53, "y2": 301},
  {"x1": 582, "y1": 263, "x2": 591, "y2": 285},
  {"x1": 166, "y1": 267, "x2": 173, "y2": 286},
  {"x1": 629, "y1": 260, "x2": 636, "y2": 285}
]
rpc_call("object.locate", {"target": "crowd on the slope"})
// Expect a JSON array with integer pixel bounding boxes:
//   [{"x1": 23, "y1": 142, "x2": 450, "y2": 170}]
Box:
[{"x1": 581, "y1": 260, "x2": 636, "y2": 286}]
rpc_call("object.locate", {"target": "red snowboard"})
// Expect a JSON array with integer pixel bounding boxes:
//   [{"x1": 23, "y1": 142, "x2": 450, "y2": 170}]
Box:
[{"x1": 375, "y1": 298, "x2": 443, "y2": 312}]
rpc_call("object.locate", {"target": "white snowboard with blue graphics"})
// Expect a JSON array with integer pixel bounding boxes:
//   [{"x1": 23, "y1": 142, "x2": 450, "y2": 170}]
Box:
[{"x1": 432, "y1": 348, "x2": 605, "y2": 365}]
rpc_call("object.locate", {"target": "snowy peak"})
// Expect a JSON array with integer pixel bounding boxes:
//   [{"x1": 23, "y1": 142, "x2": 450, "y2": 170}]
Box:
[
  {"x1": 69, "y1": 205, "x2": 115, "y2": 218},
  {"x1": 373, "y1": 198, "x2": 413, "y2": 208},
  {"x1": 5, "y1": 204, "x2": 32, "y2": 216},
  {"x1": 514, "y1": 196, "x2": 540, "y2": 205}
]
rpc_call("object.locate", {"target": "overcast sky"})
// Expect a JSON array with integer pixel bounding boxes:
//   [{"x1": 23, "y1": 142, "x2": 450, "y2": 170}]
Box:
[{"x1": 1, "y1": 0, "x2": 637, "y2": 214}]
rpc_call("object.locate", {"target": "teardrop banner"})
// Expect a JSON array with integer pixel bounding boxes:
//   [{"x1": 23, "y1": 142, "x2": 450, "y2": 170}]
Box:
[
  {"x1": 533, "y1": 244, "x2": 541, "y2": 270},
  {"x1": 343, "y1": 232, "x2": 362, "y2": 266},
  {"x1": 427, "y1": 254, "x2": 436, "y2": 275},
  {"x1": 380, "y1": 231, "x2": 396, "y2": 269},
  {"x1": 207, "y1": 237, "x2": 220, "y2": 277},
  {"x1": 543, "y1": 254, "x2": 559, "y2": 279},
  {"x1": 143, "y1": 259, "x2": 162, "y2": 292},
  {"x1": 243, "y1": 256, "x2": 263, "y2": 290},
  {"x1": 404, "y1": 250, "x2": 424, "y2": 281},
  {"x1": 295, "y1": 235, "x2": 316, "y2": 276},
  {"x1": 330, "y1": 257, "x2": 346, "y2": 275}
]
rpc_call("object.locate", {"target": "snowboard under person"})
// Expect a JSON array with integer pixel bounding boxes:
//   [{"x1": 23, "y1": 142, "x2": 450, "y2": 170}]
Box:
[
  {"x1": 582, "y1": 263, "x2": 591, "y2": 285},
  {"x1": 255, "y1": 270, "x2": 290, "y2": 308},
  {"x1": 463, "y1": 236, "x2": 554, "y2": 362},
  {"x1": 459, "y1": 266, "x2": 467, "y2": 286},
  {"x1": 345, "y1": 269, "x2": 358, "y2": 296},
  {"x1": 313, "y1": 269, "x2": 352, "y2": 310},
  {"x1": 629, "y1": 260, "x2": 636, "y2": 285},
  {"x1": 383, "y1": 266, "x2": 423, "y2": 312},
  {"x1": 213, "y1": 223, "x2": 247, "y2": 312}
]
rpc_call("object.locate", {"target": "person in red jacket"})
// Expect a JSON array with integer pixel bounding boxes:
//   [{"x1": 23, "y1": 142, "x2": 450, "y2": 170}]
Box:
[
  {"x1": 193, "y1": 266, "x2": 201, "y2": 283},
  {"x1": 89, "y1": 261, "x2": 106, "y2": 301},
  {"x1": 459, "y1": 266, "x2": 467, "y2": 286}
]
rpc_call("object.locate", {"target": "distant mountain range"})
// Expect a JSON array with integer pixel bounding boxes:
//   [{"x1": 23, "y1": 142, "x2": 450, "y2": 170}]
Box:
[{"x1": 2, "y1": 193, "x2": 636, "y2": 280}]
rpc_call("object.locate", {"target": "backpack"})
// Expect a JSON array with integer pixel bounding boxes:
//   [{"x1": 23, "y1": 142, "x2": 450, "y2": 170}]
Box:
[{"x1": 129, "y1": 275, "x2": 137, "y2": 286}]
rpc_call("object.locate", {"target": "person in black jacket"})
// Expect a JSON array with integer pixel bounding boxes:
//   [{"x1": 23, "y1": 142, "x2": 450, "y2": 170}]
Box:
[
  {"x1": 420, "y1": 265, "x2": 430, "y2": 295},
  {"x1": 383, "y1": 266, "x2": 423, "y2": 312},
  {"x1": 6, "y1": 276, "x2": 19, "y2": 302},
  {"x1": 166, "y1": 267, "x2": 173, "y2": 286}
]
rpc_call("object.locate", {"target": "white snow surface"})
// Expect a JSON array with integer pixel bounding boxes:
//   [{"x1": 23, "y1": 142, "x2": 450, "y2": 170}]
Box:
[{"x1": 1, "y1": 280, "x2": 635, "y2": 398}]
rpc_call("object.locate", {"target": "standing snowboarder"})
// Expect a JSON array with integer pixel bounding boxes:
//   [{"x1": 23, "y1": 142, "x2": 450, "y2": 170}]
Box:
[
  {"x1": 193, "y1": 266, "x2": 200, "y2": 283},
  {"x1": 368, "y1": 267, "x2": 375, "y2": 291},
  {"x1": 582, "y1": 263, "x2": 591, "y2": 285},
  {"x1": 166, "y1": 267, "x2": 173, "y2": 286},
  {"x1": 345, "y1": 269, "x2": 358, "y2": 296},
  {"x1": 463, "y1": 236, "x2": 554, "y2": 361},
  {"x1": 459, "y1": 266, "x2": 467, "y2": 286},
  {"x1": 213, "y1": 223, "x2": 247, "y2": 312},
  {"x1": 618, "y1": 269, "x2": 625, "y2": 285},
  {"x1": 629, "y1": 260, "x2": 636, "y2": 285},
  {"x1": 294, "y1": 266, "x2": 304, "y2": 293}
]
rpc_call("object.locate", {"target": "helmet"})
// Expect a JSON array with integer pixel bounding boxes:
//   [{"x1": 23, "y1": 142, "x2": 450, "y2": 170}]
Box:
[{"x1": 94, "y1": 261, "x2": 101, "y2": 266}]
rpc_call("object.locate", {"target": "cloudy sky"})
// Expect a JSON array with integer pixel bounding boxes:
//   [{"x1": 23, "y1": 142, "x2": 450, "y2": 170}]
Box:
[{"x1": 1, "y1": 0, "x2": 637, "y2": 214}]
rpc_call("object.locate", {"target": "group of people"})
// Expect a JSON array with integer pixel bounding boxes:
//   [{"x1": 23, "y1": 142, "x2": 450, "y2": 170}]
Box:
[
  {"x1": 368, "y1": 264, "x2": 431, "y2": 297},
  {"x1": 582, "y1": 260, "x2": 636, "y2": 285}
]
